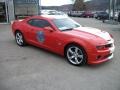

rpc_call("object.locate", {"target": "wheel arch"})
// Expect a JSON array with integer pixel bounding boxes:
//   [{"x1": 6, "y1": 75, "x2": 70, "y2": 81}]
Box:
[
  {"x1": 64, "y1": 42, "x2": 88, "y2": 57},
  {"x1": 64, "y1": 42, "x2": 88, "y2": 65},
  {"x1": 14, "y1": 29, "x2": 22, "y2": 35}
]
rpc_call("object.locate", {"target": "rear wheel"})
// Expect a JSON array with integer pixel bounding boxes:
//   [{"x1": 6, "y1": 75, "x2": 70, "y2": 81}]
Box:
[
  {"x1": 65, "y1": 45, "x2": 87, "y2": 66},
  {"x1": 15, "y1": 31, "x2": 27, "y2": 46}
]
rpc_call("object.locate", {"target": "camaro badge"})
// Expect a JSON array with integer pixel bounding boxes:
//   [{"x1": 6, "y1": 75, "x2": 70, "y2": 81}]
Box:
[{"x1": 37, "y1": 31, "x2": 45, "y2": 43}]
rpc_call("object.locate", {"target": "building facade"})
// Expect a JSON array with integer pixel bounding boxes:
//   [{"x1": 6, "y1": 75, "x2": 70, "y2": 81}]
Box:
[
  {"x1": 0, "y1": 0, "x2": 14, "y2": 23},
  {"x1": 0, "y1": 0, "x2": 39, "y2": 23}
]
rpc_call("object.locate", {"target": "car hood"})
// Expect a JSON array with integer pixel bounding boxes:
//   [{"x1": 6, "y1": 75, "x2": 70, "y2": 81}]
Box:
[{"x1": 63, "y1": 27, "x2": 111, "y2": 41}]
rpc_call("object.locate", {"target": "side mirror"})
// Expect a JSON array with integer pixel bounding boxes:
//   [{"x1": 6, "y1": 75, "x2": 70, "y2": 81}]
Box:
[{"x1": 44, "y1": 26, "x2": 54, "y2": 32}]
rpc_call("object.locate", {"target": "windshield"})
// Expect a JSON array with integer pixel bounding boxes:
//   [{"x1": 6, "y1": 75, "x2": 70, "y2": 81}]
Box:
[{"x1": 52, "y1": 18, "x2": 81, "y2": 31}]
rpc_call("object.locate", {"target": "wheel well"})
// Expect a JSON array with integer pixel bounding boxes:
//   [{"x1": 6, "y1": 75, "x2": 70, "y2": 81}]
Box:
[{"x1": 14, "y1": 30, "x2": 21, "y2": 35}]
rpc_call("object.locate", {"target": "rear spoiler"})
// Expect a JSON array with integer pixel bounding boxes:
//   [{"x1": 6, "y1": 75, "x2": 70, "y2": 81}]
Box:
[
  {"x1": 10, "y1": 19, "x2": 23, "y2": 25},
  {"x1": 10, "y1": 16, "x2": 31, "y2": 24}
]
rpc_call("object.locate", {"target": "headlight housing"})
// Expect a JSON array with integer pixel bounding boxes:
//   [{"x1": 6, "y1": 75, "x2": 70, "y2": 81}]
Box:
[
  {"x1": 96, "y1": 43, "x2": 113, "y2": 50},
  {"x1": 96, "y1": 45, "x2": 105, "y2": 50}
]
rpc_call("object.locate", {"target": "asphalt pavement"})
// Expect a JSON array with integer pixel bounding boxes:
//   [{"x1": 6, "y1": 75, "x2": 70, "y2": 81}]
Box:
[{"x1": 0, "y1": 18, "x2": 120, "y2": 90}]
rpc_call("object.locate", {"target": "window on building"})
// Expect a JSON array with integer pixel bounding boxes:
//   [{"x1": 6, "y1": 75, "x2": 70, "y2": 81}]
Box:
[{"x1": 0, "y1": 2, "x2": 7, "y2": 22}]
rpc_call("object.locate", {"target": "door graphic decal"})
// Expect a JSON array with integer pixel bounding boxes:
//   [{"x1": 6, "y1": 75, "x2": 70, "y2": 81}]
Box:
[{"x1": 36, "y1": 31, "x2": 45, "y2": 43}]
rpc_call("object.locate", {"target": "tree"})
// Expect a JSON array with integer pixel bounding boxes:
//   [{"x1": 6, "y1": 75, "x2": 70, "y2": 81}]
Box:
[{"x1": 72, "y1": 0, "x2": 86, "y2": 11}]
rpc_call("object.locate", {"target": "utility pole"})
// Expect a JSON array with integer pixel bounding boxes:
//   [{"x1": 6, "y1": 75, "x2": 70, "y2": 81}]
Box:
[
  {"x1": 112, "y1": 0, "x2": 116, "y2": 20},
  {"x1": 38, "y1": 0, "x2": 41, "y2": 15},
  {"x1": 109, "y1": 0, "x2": 112, "y2": 20},
  {"x1": 113, "y1": 0, "x2": 117, "y2": 19},
  {"x1": 109, "y1": 0, "x2": 117, "y2": 20}
]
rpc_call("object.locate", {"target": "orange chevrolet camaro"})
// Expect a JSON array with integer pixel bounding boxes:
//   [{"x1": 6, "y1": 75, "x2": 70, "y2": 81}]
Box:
[{"x1": 11, "y1": 15, "x2": 115, "y2": 66}]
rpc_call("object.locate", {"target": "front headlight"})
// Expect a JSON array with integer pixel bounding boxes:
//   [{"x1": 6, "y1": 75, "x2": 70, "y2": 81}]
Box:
[
  {"x1": 96, "y1": 43, "x2": 113, "y2": 50},
  {"x1": 96, "y1": 45, "x2": 105, "y2": 50}
]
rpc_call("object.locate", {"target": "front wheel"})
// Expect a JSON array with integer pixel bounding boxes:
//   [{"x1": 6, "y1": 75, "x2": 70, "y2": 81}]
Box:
[
  {"x1": 65, "y1": 45, "x2": 87, "y2": 66},
  {"x1": 15, "y1": 31, "x2": 27, "y2": 46}
]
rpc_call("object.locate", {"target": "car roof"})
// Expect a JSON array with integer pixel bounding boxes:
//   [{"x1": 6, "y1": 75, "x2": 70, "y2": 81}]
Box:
[{"x1": 30, "y1": 15, "x2": 68, "y2": 20}]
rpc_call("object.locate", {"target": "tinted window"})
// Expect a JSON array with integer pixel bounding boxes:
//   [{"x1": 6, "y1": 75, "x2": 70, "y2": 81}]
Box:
[
  {"x1": 28, "y1": 19, "x2": 51, "y2": 28},
  {"x1": 52, "y1": 18, "x2": 81, "y2": 31}
]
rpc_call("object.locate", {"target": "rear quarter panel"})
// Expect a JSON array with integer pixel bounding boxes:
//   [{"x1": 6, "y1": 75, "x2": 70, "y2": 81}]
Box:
[{"x1": 12, "y1": 20, "x2": 23, "y2": 35}]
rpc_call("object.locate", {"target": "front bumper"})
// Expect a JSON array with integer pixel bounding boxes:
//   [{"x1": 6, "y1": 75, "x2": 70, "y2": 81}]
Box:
[{"x1": 87, "y1": 39, "x2": 115, "y2": 65}]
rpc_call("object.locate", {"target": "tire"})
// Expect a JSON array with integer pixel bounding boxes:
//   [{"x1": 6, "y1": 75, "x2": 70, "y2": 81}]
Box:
[
  {"x1": 15, "y1": 31, "x2": 27, "y2": 46},
  {"x1": 65, "y1": 44, "x2": 87, "y2": 66}
]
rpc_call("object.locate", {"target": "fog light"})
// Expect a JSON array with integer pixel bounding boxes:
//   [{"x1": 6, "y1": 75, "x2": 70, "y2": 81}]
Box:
[{"x1": 97, "y1": 55, "x2": 101, "y2": 60}]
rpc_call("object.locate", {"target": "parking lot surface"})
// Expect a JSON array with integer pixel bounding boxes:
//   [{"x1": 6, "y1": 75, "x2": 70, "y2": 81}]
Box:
[{"x1": 0, "y1": 18, "x2": 120, "y2": 90}]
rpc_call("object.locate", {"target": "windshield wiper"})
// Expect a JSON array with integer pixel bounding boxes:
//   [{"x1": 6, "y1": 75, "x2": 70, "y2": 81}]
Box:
[{"x1": 62, "y1": 28, "x2": 73, "y2": 31}]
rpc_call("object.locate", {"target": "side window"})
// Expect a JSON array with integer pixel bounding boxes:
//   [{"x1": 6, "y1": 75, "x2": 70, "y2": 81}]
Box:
[{"x1": 28, "y1": 19, "x2": 51, "y2": 28}]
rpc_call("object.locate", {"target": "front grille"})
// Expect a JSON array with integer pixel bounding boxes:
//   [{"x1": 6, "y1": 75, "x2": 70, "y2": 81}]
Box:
[
  {"x1": 96, "y1": 53, "x2": 113, "y2": 60},
  {"x1": 103, "y1": 53, "x2": 112, "y2": 59},
  {"x1": 105, "y1": 43, "x2": 113, "y2": 48},
  {"x1": 107, "y1": 40, "x2": 111, "y2": 41}
]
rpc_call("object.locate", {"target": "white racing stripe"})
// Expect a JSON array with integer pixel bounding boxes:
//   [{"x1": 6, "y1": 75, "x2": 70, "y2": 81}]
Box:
[{"x1": 76, "y1": 27, "x2": 111, "y2": 40}]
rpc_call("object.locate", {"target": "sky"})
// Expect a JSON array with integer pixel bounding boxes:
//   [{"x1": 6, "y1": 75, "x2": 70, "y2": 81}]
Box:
[{"x1": 41, "y1": 0, "x2": 91, "y2": 6}]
